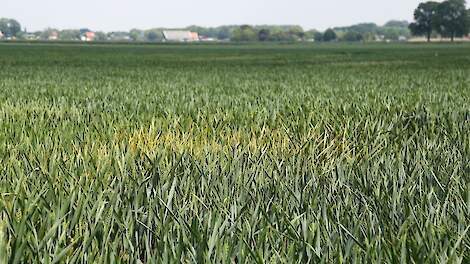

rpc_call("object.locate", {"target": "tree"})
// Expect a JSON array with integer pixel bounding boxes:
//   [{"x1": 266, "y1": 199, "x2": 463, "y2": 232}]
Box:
[
  {"x1": 409, "y1": 1, "x2": 439, "y2": 42},
  {"x1": 130, "y1": 29, "x2": 144, "y2": 41},
  {"x1": 145, "y1": 31, "x2": 161, "y2": 42},
  {"x1": 59, "y1": 29, "x2": 80, "y2": 41},
  {"x1": 468, "y1": 9, "x2": 470, "y2": 33},
  {"x1": 382, "y1": 20, "x2": 411, "y2": 39},
  {"x1": 362, "y1": 32, "x2": 376, "y2": 42},
  {"x1": 323, "y1": 28, "x2": 337, "y2": 42},
  {"x1": 304, "y1": 30, "x2": 318, "y2": 40},
  {"x1": 334, "y1": 23, "x2": 379, "y2": 35},
  {"x1": 382, "y1": 27, "x2": 400, "y2": 41},
  {"x1": 0, "y1": 18, "x2": 22, "y2": 37},
  {"x1": 216, "y1": 26, "x2": 231, "y2": 40},
  {"x1": 433, "y1": 0, "x2": 469, "y2": 41},
  {"x1": 267, "y1": 26, "x2": 284, "y2": 41},
  {"x1": 287, "y1": 26, "x2": 305, "y2": 40},
  {"x1": 8, "y1": 19, "x2": 21, "y2": 37},
  {"x1": 341, "y1": 31, "x2": 363, "y2": 42},
  {"x1": 384, "y1": 20, "x2": 409, "y2": 28},
  {"x1": 231, "y1": 25, "x2": 257, "y2": 41},
  {"x1": 468, "y1": 9, "x2": 470, "y2": 27},
  {"x1": 313, "y1": 32, "x2": 323, "y2": 42},
  {"x1": 258, "y1": 29, "x2": 270, "y2": 41}
]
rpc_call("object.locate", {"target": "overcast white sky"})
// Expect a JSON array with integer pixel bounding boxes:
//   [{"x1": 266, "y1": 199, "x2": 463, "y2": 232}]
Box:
[{"x1": 1, "y1": 0, "x2": 461, "y2": 32}]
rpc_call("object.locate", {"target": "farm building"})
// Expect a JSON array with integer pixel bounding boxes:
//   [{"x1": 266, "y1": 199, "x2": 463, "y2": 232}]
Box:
[
  {"x1": 163, "y1": 31, "x2": 199, "y2": 42},
  {"x1": 108, "y1": 32, "x2": 131, "y2": 41},
  {"x1": 81, "y1": 31, "x2": 95, "y2": 41},
  {"x1": 48, "y1": 31, "x2": 59, "y2": 40},
  {"x1": 199, "y1": 36, "x2": 217, "y2": 42},
  {"x1": 23, "y1": 32, "x2": 38, "y2": 40},
  {"x1": 190, "y1": 32, "x2": 199, "y2": 41}
]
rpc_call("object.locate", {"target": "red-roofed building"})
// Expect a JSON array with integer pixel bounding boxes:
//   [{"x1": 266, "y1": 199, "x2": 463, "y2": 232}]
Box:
[
  {"x1": 190, "y1": 32, "x2": 199, "y2": 41},
  {"x1": 81, "y1": 31, "x2": 95, "y2": 41}
]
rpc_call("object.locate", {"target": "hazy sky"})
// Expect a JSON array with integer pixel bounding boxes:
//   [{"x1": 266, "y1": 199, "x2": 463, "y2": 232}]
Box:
[{"x1": 1, "y1": 0, "x2": 458, "y2": 32}]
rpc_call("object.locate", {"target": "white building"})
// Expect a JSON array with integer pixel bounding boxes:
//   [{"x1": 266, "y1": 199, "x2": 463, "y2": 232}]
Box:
[
  {"x1": 108, "y1": 32, "x2": 130, "y2": 41},
  {"x1": 23, "y1": 33, "x2": 38, "y2": 40},
  {"x1": 163, "y1": 31, "x2": 199, "y2": 42},
  {"x1": 199, "y1": 36, "x2": 217, "y2": 42},
  {"x1": 398, "y1": 36, "x2": 408, "y2": 42}
]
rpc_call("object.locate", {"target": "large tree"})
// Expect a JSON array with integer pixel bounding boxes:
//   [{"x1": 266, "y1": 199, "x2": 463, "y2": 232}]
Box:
[
  {"x1": 322, "y1": 29, "x2": 337, "y2": 42},
  {"x1": 216, "y1": 26, "x2": 231, "y2": 40},
  {"x1": 145, "y1": 30, "x2": 163, "y2": 42},
  {"x1": 287, "y1": 26, "x2": 305, "y2": 40},
  {"x1": 0, "y1": 18, "x2": 22, "y2": 37},
  {"x1": 313, "y1": 32, "x2": 323, "y2": 42},
  {"x1": 434, "y1": 0, "x2": 469, "y2": 41},
  {"x1": 409, "y1": 1, "x2": 439, "y2": 42},
  {"x1": 467, "y1": 8, "x2": 470, "y2": 33},
  {"x1": 258, "y1": 29, "x2": 270, "y2": 41}
]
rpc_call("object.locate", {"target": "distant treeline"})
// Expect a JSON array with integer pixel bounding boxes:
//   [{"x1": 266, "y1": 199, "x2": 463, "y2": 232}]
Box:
[{"x1": 1, "y1": 18, "x2": 413, "y2": 42}]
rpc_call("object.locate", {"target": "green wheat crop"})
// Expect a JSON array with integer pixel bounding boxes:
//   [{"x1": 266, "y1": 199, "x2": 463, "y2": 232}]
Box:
[{"x1": 0, "y1": 43, "x2": 469, "y2": 263}]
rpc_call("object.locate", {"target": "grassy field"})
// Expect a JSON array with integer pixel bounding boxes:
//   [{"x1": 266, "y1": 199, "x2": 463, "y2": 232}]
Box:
[{"x1": 0, "y1": 42, "x2": 469, "y2": 263}]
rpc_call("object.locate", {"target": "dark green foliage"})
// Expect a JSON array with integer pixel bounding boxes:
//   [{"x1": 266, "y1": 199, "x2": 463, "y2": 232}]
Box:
[
  {"x1": 313, "y1": 32, "x2": 324, "y2": 42},
  {"x1": 232, "y1": 25, "x2": 258, "y2": 41},
  {"x1": 410, "y1": 0, "x2": 470, "y2": 41},
  {"x1": 434, "y1": 0, "x2": 469, "y2": 41},
  {"x1": 145, "y1": 31, "x2": 161, "y2": 42},
  {"x1": 409, "y1": 1, "x2": 439, "y2": 42},
  {"x1": 341, "y1": 31, "x2": 364, "y2": 42},
  {"x1": 323, "y1": 28, "x2": 337, "y2": 41},
  {"x1": 258, "y1": 29, "x2": 270, "y2": 41}
]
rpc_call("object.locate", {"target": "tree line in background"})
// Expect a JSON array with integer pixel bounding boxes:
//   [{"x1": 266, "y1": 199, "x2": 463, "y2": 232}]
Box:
[
  {"x1": 409, "y1": 0, "x2": 470, "y2": 41},
  {"x1": 1, "y1": 1, "x2": 469, "y2": 43},
  {"x1": 227, "y1": 21, "x2": 412, "y2": 42},
  {"x1": 0, "y1": 21, "x2": 413, "y2": 43}
]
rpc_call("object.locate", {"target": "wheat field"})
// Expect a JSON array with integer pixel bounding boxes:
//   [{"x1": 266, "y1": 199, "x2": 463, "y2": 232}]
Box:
[{"x1": 0, "y1": 43, "x2": 469, "y2": 263}]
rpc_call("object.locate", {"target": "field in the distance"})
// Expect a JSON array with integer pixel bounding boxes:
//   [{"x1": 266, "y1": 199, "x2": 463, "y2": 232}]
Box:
[{"x1": 0, "y1": 43, "x2": 469, "y2": 263}]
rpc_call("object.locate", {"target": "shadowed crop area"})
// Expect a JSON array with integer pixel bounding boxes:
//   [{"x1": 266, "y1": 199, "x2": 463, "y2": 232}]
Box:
[{"x1": 0, "y1": 43, "x2": 469, "y2": 263}]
